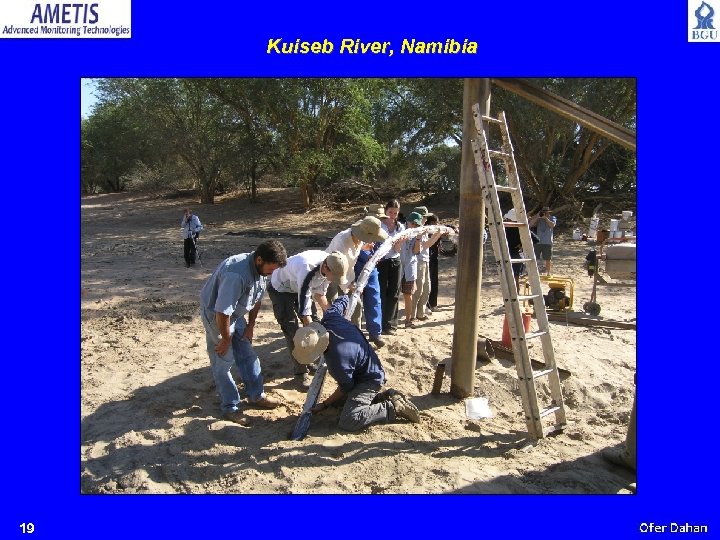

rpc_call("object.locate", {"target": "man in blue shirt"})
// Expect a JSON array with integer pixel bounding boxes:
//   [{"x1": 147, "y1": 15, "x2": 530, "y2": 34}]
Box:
[
  {"x1": 529, "y1": 206, "x2": 557, "y2": 276},
  {"x1": 292, "y1": 295, "x2": 420, "y2": 432},
  {"x1": 200, "y1": 240, "x2": 288, "y2": 425}
]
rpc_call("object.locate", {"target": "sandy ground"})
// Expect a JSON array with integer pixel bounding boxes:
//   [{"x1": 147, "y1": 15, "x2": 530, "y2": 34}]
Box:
[{"x1": 81, "y1": 188, "x2": 636, "y2": 494}]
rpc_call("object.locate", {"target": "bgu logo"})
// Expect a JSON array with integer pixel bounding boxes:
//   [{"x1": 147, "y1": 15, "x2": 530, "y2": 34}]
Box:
[{"x1": 692, "y1": 1, "x2": 718, "y2": 39}]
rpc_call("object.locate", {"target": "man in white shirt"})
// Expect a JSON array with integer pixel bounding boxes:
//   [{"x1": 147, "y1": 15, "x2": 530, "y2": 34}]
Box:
[
  {"x1": 267, "y1": 250, "x2": 349, "y2": 387},
  {"x1": 325, "y1": 215, "x2": 388, "y2": 295},
  {"x1": 181, "y1": 208, "x2": 203, "y2": 267}
]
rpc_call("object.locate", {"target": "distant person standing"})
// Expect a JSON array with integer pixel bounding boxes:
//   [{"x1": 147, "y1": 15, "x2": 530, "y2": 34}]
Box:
[
  {"x1": 529, "y1": 206, "x2": 556, "y2": 276},
  {"x1": 181, "y1": 208, "x2": 203, "y2": 267}
]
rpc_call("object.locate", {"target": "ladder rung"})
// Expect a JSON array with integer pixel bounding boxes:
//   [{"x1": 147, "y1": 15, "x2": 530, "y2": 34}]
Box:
[
  {"x1": 524, "y1": 331, "x2": 547, "y2": 340},
  {"x1": 488, "y1": 149, "x2": 510, "y2": 158},
  {"x1": 504, "y1": 222, "x2": 526, "y2": 227},
  {"x1": 496, "y1": 185, "x2": 519, "y2": 193},
  {"x1": 510, "y1": 258, "x2": 532, "y2": 264},
  {"x1": 539, "y1": 405, "x2": 561, "y2": 419},
  {"x1": 533, "y1": 368, "x2": 554, "y2": 379},
  {"x1": 517, "y1": 294, "x2": 540, "y2": 301},
  {"x1": 481, "y1": 115, "x2": 502, "y2": 124}
]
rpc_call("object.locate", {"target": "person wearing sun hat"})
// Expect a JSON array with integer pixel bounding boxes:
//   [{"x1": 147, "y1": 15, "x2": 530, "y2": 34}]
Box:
[
  {"x1": 408, "y1": 206, "x2": 444, "y2": 322},
  {"x1": 293, "y1": 295, "x2": 421, "y2": 432},
  {"x1": 267, "y1": 249, "x2": 349, "y2": 387},
  {"x1": 325, "y1": 215, "x2": 388, "y2": 303}
]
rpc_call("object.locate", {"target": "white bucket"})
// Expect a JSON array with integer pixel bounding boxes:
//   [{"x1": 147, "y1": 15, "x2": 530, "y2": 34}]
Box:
[
  {"x1": 572, "y1": 228, "x2": 582, "y2": 240},
  {"x1": 609, "y1": 219, "x2": 619, "y2": 231},
  {"x1": 622, "y1": 210, "x2": 633, "y2": 220}
]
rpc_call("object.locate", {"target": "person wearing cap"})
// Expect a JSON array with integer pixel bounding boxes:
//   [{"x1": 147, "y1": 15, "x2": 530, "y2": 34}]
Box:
[
  {"x1": 268, "y1": 250, "x2": 349, "y2": 387},
  {"x1": 529, "y1": 206, "x2": 557, "y2": 276},
  {"x1": 377, "y1": 199, "x2": 405, "y2": 336},
  {"x1": 199, "y1": 240, "x2": 288, "y2": 425},
  {"x1": 410, "y1": 206, "x2": 444, "y2": 322},
  {"x1": 504, "y1": 208, "x2": 523, "y2": 292},
  {"x1": 292, "y1": 295, "x2": 421, "y2": 432}
]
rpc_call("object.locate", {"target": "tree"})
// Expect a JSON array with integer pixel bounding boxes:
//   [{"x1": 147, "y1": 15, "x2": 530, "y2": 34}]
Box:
[
  {"x1": 372, "y1": 79, "x2": 463, "y2": 184},
  {"x1": 493, "y1": 78, "x2": 636, "y2": 211},
  {"x1": 261, "y1": 78, "x2": 386, "y2": 208},
  {"x1": 81, "y1": 100, "x2": 159, "y2": 193},
  {"x1": 96, "y1": 78, "x2": 241, "y2": 204},
  {"x1": 203, "y1": 79, "x2": 281, "y2": 201}
]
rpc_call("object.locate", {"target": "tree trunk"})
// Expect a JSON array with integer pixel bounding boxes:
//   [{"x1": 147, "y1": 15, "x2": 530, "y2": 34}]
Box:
[
  {"x1": 250, "y1": 166, "x2": 258, "y2": 201},
  {"x1": 300, "y1": 184, "x2": 311, "y2": 209},
  {"x1": 199, "y1": 174, "x2": 215, "y2": 204}
]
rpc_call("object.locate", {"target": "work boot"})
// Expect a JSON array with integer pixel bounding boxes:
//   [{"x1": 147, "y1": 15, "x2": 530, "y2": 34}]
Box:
[
  {"x1": 248, "y1": 396, "x2": 281, "y2": 409},
  {"x1": 370, "y1": 335, "x2": 386, "y2": 348},
  {"x1": 372, "y1": 388, "x2": 399, "y2": 404},
  {"x1": 222, "y1": 410, "x2": 250, "y2": 426},
  {"x1": 390, "y1": 393, "x2": 420, "y2": 423}
]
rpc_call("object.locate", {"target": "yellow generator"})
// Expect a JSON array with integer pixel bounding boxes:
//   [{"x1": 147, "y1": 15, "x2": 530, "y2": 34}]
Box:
[{"x1": 523, "y1": 275, "x2": 574, "y2": 312}]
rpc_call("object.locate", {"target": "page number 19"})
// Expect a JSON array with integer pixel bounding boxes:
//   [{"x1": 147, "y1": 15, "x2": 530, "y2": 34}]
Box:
[{"x1": 20, "y1": 523, "x2": 35, "y2": 534}]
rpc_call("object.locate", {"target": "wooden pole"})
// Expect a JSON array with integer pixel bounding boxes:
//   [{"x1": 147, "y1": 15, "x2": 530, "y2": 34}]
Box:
[{"x1": 450, "y1": 78, "x2": 491, "y2": 398}]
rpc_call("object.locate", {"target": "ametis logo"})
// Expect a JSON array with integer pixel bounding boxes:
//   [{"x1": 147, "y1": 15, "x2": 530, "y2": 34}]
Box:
[
  {"x1": 0, "y1": 1, "x2": 131, "y2": 39},
  {"x1": 689, "y1": 1, "x2": 719, "y2": 42}
]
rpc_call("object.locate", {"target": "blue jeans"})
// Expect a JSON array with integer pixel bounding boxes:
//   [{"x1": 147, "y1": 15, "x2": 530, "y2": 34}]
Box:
[{"x1": 201, "y1": 307, "x2": 265, "y2": 413}]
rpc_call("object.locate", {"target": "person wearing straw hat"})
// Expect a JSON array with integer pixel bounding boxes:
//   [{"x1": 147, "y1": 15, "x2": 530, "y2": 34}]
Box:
[
  {"x1": 326, "y1": 215, "x2": 388, "y2": 295},
  {"x1": 529, "y1": 206, "x2": 557, "y2": 276},
  {"x1": 268, "y1": 250, "x2": 350, "y2": 388},
  {"x1": 293, "y1": 295, "x2": 421, "y2": 432}
]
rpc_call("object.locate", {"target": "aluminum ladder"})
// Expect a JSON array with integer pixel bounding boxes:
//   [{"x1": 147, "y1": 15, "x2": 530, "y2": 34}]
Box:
[{"x1": 470, "y1": 106, "x2": 567, "y2": 439}]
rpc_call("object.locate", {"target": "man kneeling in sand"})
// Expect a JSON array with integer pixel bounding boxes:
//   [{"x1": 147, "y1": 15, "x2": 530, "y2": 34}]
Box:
[{"x1": 292, "y1": 295, "x2": 421, "y2": 431}]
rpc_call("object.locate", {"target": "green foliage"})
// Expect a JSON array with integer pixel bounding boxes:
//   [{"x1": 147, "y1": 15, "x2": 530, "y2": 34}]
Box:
[
  {"x1": 410, "y1": 144, "x2": 462, "y2": 195},
  {"x1": 494, "y1": 78, "x2": 636, "y2": 210},
  {"x1": 82, "y1": 77, "x2": 636, "y2": 210}
]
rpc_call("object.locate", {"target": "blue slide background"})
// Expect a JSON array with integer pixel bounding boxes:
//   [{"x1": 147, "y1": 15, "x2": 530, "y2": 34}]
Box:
[{"x1": 2, "y1": 0, "x2": 718, "y2": 538}]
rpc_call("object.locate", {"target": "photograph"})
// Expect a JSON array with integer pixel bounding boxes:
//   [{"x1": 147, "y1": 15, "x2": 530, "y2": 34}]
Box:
[{"x1": 2, "y1": 1, "x2": 718, "y2": 538}]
